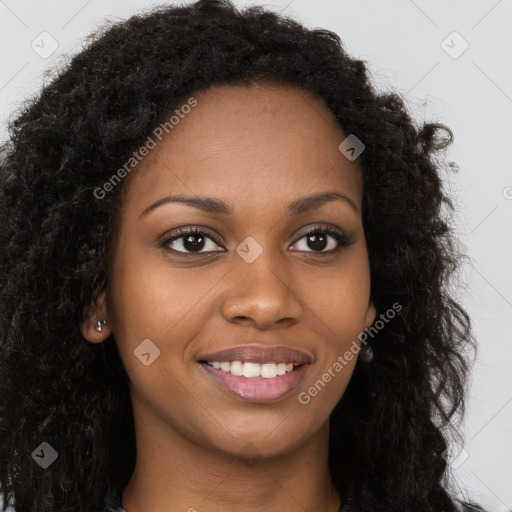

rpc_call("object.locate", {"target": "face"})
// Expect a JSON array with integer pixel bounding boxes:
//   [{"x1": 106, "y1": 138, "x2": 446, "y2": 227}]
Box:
[{"x1": 82, "y1": 82, "x2": 376, "y2": 459}]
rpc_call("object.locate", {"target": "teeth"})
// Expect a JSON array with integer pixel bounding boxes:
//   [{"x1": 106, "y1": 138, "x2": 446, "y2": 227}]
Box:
[
  {"x1": 243, "y1": 362, "x2": 261, "y2": 378},
  {"x1": 206, "y1": 361, "x2": 298, "y2": 378},
  {"x1": 276, "y1": 363, "x2": 287, "y2": 376},
  {"x1": 230, "y1": 361, "x2": 243, "y2": 376},
  {"x1": 260, "y1": 363, "x2": 277, "y2": 378}
]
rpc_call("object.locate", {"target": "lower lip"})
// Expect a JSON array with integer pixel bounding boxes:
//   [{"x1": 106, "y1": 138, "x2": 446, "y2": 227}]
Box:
[{"x1": 199, "y1": 363, "x2": 309, "y2": 403}]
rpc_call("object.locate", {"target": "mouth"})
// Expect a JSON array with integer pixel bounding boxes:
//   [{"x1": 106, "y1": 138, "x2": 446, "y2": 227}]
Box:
[{"x1": 196, "y1": 345, "x2": 312, "y2": 403}]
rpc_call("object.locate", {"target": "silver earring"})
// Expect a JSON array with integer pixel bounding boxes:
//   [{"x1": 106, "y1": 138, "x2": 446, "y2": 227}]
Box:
[
  {"x1": 95, "y1": 319, "x2": 107, "y2": 332},
  {"x1": 359, "y1": 340, "x2": 373, "y2": 363}
]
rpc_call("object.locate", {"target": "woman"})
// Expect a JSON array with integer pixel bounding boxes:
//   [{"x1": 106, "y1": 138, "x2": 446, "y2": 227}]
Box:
[{"x1": 0, "y1": 1, "x2": 487, "y2": 511}]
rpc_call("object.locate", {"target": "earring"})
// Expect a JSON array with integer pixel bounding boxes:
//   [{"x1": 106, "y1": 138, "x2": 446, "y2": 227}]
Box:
[
  {"x1": 359, "y1": 340, "x2": 373, "y2": 363},
  {"x1": 95, "y1": 319, "x2": 107, "y2": 332}
]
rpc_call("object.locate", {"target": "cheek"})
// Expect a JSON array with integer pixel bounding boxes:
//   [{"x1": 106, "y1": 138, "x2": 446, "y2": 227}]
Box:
[
  {"x1": 107, "y1": 247, "x2": 199, "y2": 407},
  {"x1": 108, "y1": 244, "x2": 217, "y2": 377},
  {"x1": 109, "y1": 245, "x2": 198, "y2": 337},
  {"x1": 298, "y1": 250, "x2": 370, "y2": 402},
  {"x1": 305, "y1": 254, "x2": 371, "y2": 339}
]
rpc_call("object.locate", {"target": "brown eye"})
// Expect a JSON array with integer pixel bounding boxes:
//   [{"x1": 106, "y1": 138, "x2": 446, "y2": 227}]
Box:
[
  {"x1": 290, "y1": 227, "x2": 354, "y2": 254},
  {"x1": 160, "y1": 227, "x2": 224, "y2": 255}
]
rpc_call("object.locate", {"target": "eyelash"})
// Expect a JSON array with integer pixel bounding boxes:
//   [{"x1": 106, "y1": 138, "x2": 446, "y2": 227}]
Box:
[{"x1": 159, "y1": 225, "x2": 354, "y2": 257}]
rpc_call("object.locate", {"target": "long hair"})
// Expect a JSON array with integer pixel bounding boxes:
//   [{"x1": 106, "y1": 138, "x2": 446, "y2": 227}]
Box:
[{"x1": 0, "y1": 1, "x2": 476, "y2": 510}]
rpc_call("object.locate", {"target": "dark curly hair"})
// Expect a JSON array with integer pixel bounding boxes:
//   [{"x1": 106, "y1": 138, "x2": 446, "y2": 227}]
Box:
[{"x1": 0, "y1": 1, "x2": 481, "y2": 511}]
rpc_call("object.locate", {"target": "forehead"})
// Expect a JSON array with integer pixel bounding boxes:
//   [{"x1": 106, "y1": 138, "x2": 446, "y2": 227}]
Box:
[{"x1": 122, "y1": 82, "x2": 363, "y2": 213}]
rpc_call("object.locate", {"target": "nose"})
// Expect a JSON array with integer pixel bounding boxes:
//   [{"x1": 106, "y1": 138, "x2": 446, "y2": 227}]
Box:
[{"x1": 221, "y1": 247, "x2": 303, "y2": 330}]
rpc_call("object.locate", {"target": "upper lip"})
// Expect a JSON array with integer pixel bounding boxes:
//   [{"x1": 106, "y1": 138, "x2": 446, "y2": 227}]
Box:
[{"x1": 197, "y1": 345, "x2": 313, "y2": 365}]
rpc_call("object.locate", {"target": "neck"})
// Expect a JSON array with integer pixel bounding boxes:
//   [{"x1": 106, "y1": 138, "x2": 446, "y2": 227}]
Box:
[{"x1": 122, "y1": 394, "x2": 342, "y2": 512}]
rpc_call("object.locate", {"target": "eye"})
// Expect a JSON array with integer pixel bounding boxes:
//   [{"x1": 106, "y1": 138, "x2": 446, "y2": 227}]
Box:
[
  {"x1": 160, "y1": 224, "x2": 355, "y2": 256},
  {"x1": 290, "y1": 225, "x2": 355, "y2": 254},
  {"x1": 160, "y1": 226, "x2": 224, "y2": 255}
]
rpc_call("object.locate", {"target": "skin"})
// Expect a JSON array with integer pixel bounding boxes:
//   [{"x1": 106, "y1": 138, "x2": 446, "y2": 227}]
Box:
[{"x1": 81, "y1": 82, "x2": 376, "y2": 512}]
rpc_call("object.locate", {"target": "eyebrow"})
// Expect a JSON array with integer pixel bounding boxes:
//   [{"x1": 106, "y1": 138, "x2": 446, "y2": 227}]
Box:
[{"x1": 139, "y1": 191, "x2": 358, "y2": 218}]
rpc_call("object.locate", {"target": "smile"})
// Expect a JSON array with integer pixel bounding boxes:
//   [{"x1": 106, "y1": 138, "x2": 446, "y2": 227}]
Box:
[
  {"x1": 199, "y1": 360, "x2": 310, "y2": 403},
  {"x1": 205, "y1": 360, "x2": 299, "y2": 378}
]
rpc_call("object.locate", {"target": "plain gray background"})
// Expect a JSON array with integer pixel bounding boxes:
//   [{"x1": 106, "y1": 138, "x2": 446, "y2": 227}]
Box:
[{"x1": 0, "y1": 1, "x2": 511, "y2": 511}]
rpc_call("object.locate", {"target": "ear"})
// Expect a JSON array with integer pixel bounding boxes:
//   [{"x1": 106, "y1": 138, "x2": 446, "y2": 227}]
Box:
[
  {"x1": 80, "y1": 290, "x2": 111, "y2": 343},
  {"x1": 363, "y1": 298, "x2": 377, "y2": 331}
]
